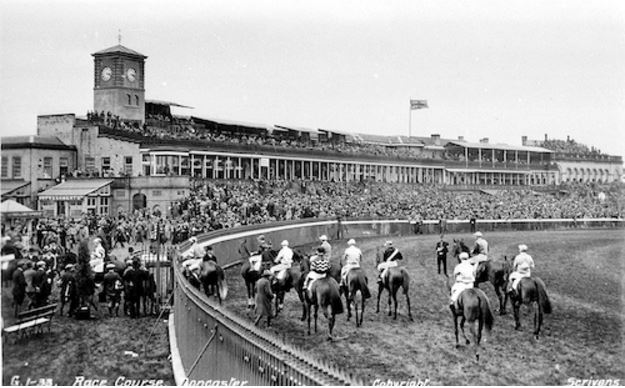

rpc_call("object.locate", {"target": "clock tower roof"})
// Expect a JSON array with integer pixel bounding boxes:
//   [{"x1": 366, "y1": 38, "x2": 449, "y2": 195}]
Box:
[{"x1": 92, "y1": 44, "x2": 147, "y2": 59}]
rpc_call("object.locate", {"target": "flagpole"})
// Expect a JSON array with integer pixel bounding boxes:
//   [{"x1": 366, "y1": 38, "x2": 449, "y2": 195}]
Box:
[{"x1": 408, "y1": 99, "x2": 412, "y2": 138}]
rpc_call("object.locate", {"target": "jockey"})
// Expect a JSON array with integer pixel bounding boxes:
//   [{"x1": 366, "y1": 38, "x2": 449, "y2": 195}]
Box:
[
  {"x1": 90, "y1": 237, "x2": 106, "y2": 274},
  {"x1": 189, "y1": 237, "x2": 205, "y2": 260},
  {"x1": 507, "y1": 244, "x2": 535, "y2": 296},
  {"x1": 303, "y1": 247, "x2": 330, "y2": 293},
  {"x1": 270, "y1": 240, "x2": 294, "y2": 280},
  {"x1": 340, "y1": 239, "x2": 362, "y2": 287},
  {"x1": 319, "y1": 235, "x2": 332, "y2": 262},
  {"x1": 377, "y1": 241, "x2": 403, "y2": 283},
  {"x1": 470, "y1": 231, "x2": 489, "y2": 270},
  {"x1": 450, "y1": 252, "x2": 475, "y2": 311}
]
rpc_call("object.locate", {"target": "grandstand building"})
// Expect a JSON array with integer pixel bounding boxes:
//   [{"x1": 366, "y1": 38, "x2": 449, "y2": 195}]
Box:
[{"x1": 2, "y1": 42, "x2": 622, "y2": 218}]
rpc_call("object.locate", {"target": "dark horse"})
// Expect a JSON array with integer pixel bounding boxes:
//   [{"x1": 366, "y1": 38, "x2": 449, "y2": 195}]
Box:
[
  {"x1": 240, "y1": 249, "x2": 278, "y2": 308},
  {"x1": 305, "y1": 276, "x2": 344, "y2": 340},
  {"x1": 341, "y1": 267, "x2": 371, "y2": 327},
  {"x1": 271, "y1": 251, "x2": 306, "y2": 315},
  {"x1": 200, "y1": 260, "x2": 227, "y2": 304},
  {"x1": 474, "y1": 257, "x2": 511, "y2": 315},
  {"x1": 451, "y1": 239, "x2": 471, "y2": 264},
  {"x1": 450, "y1": 287, "x2": 494, "y2": 362},
  {"x1": 509, "y1": 276, "x2": 552, "y2": 339},
  {"x1": 375, "y1": 249, "x2": 413, "y2": 321},
  {"x1": 296, "y1": 255, "x2": 341, "y2": 322}
]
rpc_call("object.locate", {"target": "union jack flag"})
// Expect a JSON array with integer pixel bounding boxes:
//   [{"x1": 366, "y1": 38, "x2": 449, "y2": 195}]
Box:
[{"x1": 410, "y1": 99, "x2": 428, "y2": 110}]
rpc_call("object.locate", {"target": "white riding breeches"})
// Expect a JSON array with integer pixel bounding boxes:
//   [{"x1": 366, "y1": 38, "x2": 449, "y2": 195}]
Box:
[{"x1": 450, "y1": 282, "x2": 474, "y2": 304}]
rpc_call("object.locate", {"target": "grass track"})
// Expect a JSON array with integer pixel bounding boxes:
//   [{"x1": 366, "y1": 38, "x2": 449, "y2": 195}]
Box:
[{"x1": 223, "y1": 229, "x2": 625, "y2": 385}]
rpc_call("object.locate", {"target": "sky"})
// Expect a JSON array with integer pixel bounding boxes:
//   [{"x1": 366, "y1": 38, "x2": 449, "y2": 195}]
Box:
[{"x1": 1, "y1": 0, "x2": 624, "y2": 157}]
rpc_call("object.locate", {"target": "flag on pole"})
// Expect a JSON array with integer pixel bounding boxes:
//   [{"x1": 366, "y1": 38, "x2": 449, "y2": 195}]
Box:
[{"x1": 410, "y1": 99, "x2": 428, "y2": 110}]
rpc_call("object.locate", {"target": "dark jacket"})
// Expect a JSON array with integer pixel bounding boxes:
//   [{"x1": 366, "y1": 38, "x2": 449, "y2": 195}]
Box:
[
  {"x1": 254, "y1": 277, "x2": 274, "y2": 318},
  {"x1": 12, "y1": 268, "x2": 26, "y2": 302}
]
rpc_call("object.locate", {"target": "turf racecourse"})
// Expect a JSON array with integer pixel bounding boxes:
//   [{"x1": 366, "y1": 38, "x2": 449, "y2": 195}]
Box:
[{"x1": 223, "y1": 229, "x2": 625, "y2": 385}]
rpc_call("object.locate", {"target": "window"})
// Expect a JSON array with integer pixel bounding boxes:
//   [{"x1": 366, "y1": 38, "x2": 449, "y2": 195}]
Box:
[
  {"x1": 135, "y1": 95, "x2": 139, "y2": 106},
  {"x1": 99, "y1": 197, "x2": 109, "y2": 215},
  {"x1": 85, "y1": 157, "x2": 95, "y2": 173},
  {"x1": 124, "y1": 156, "x2": 133, "y2": 175},
  {"x1": 101, "y1": 157, "x2": 111, "y2": 173},
  {"x1": 59, "y1": 157, "x2": 69, "y2": 176},
  {"x1": 152, "y1": 190, "x2": 162, "y2": 197},
  {"x1": 127, "y1": 94, "x2": 132, "y2": 105},
  {"x1": 12, "y1": 156, "x2": 21, "y2": 178},
  {"x1": 1, "y1": 156, "x2": 7, "y2": 178},
  {"x1": 43, "y1": 157, "x2": 53, "y2": 178},
  {"x1": 87, "y1": 197, "x2": 97, "y2": 207}
]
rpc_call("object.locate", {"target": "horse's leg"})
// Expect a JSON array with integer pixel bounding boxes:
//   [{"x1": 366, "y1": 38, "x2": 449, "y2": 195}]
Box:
[
  {"x1": 322, "y1": 305, "x2": 333, "y2": 340},
  {"x1": 534, "y1": 302, "x2": 543, "y2": 340},
  {"x1": 387, "y1": 288, "x2": 392, "y2": 317},
  {"x1": 360, "y1": 294, "x2": 365, "y2": 327},
  {"x1": 451, "y1": 308, "x2": 460, "y2": 349},
  {"x1": 494, "y1": 285, "x2": 505, "y2": 315},
  {"x1": 460, "y1": 316, "x2": 470, "y2": 345},
  {"x1": 393, "y1": 289, "x2": 398, "y2": 320},
  {"x1": 345, "y1": 292, "x2": 352, "y2": 322},
  {"x1": 405, "y1": 288, "x2": 413, "y2": 321},
  {"x1": 314, "y1": 304, "x2": 319, "y2": 334},
  {"x1": 471, "y1": 319, "x2": 481, "y2": 362},
  {"x1": 306, "y1": 302, "x2": 312, "y2": 335},
  {"x1": 513, "y1": 300, "x2": 522, "y2": 331},
  {"x1": 376, "y1": 283, "x2": 383, "y2": 313}
]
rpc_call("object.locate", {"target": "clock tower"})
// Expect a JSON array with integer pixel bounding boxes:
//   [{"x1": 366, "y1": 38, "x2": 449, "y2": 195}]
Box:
[{"x1": 92, "y1": 44, "x2": 147, "y2": 123}]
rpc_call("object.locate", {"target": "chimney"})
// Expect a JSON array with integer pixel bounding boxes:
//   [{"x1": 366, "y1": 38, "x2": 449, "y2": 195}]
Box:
[
  {"x1": 567, "y1": 135, "x2": 570, "y2": 142},
  {"x1": 458, "y1": 136, "x2": 465, "y2": 141},
  {"x1": 544, "y1": 134, "x2": 548, "y2": 141},
  {"x1": 431, "y1": 134, "x2": 441, "y2": 145},
  {"x1": 521, "y1": 136, "x2": 528, "y2": 145},
  {"x1": 479, "y1": 137, "x2": 489, "y2": 144}
]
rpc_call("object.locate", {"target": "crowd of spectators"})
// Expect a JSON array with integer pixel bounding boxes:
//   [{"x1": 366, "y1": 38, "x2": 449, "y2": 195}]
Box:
[{"x1": 540, "y1": 137, "x2": 609, "y2": 158}]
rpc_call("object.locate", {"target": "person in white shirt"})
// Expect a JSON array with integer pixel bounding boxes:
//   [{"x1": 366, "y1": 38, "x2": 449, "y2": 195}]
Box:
[
  {"x1": 450, "y1": 252, "x2": 475, "y2": 310},
  {"x1": 508, "y1": 244, "x2": 535, "y2": 295},
  {"x1": 270, "y1": 240, "x2": 294, "y2": 280},
  {"x1": 340, "y1": 239, "x2": 362, "y2": 287}
]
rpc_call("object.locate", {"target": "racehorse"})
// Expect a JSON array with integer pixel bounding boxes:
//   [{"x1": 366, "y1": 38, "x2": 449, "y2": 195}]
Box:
[
  {"x1": 240, "y1": 249, "x2": 278, "y2": 308},
  {"x1": 200, "y1": 260, "x2": 227, "y2": 305},
  {"x1": 473, "y1": 257, "x2": 511, "y2": 315},
  {"x1": 297, "y1": 254, "x2": 341, "y2": 322},
  {"x1": 450, "y1": 287, "x2": 494, "y2": 362},
  {"x1": 271, "y1": 251, "x2": 304, "y2": 315},
  {"x1": 342, "y1": 267, "x2": 371, "y2": 327},
  {"x1": 451, "y1": 239, "x2": 471, "y2": 263},
  {"x1": 375, "y1": 250, "x2": 413, "y2": 321},
  {"x1": 304, "y1": 276, "x2": 344, "y2": 340},
  {"x1": 509, "y1": 276, "x2": 552, "y2": 339}
]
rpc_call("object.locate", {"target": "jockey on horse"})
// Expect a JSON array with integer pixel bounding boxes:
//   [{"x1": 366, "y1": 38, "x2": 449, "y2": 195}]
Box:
[
  {"x1": 377, "y1": 241, "x2": 403, "y2": 284},
  {"x1": 270, "y1": 240, "x2": 294, "y2": 282},
  {"x1": 340, "y1": 239, "x2": 362, "y2": 288},
  {"x1": 303, "y1": 247, "x2": 330, "y2": 295},
  {"x1": 507, "y1": 244, "x2": 535, "y2": 297},
  {"x1": 449, "y1": 252, "x2": 475, "y2": 314},
  {"x1": 248, "y1": 235, "x2": 271, "y2": 272},
  {"x1": 469, "y1": 231, "x2": 489, "y2": 276}
]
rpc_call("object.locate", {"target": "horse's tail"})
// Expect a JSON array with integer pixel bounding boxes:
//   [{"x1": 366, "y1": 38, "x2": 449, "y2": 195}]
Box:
[
  {"x1": 400, "y1": 268, "x2": 410, "y2": 294},
  {"x1": 476, "y1": 289, "x2": 494, "y2": 332},
  {"x1": 534, "y1": 277, "x2": 552, "y2": 314}
]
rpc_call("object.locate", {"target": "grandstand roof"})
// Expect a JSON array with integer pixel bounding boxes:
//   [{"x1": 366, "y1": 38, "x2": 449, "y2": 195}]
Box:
[
  {"x1": 146, "y1": 100, "x2": 194, "y2": 109},
  {"x1": 1, "y1": 136, "x2": 76, "y2": 151},
  {"x1": 92, "y1": 44, "x2": 147, "y2": 58},
  {"x1": 190, "y1": 116, "x2": 271, "y2": 131},
  {"x1": 445, "y1": 140, "x2": 554, "y2": 153}
]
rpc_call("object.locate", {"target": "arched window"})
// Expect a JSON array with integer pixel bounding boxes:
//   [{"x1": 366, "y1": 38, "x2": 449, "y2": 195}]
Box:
[
  {"x1": 135, "y1": 95, "x2": 139, "y2": 105},
  {"x1": 127, "y1": 94, "x2": 131, "y2": 105}
]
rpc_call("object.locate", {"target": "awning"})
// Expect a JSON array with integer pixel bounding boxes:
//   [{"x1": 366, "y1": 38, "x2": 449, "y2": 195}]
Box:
[
  {"x1": 1, "y1": 180, "x2": 30, "y2": 196},
  {"x1": 1, "y1": 199, "x2": 42, "y2": 218},
  {"x1": 146, "y1": 100, "x2": 194, "y2": 109},
  {"x1": 38, "y1": 179, "x2": 113, "y2": 201}
]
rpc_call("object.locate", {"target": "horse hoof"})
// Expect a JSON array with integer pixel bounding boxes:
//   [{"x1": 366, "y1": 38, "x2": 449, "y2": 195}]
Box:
[
  {"x1": 475, "y1": 354, "x2": 480, "y2": 362},
  {"x1": 466, "y1": 339, "x2": 470, "y2": 345},
  {"x1": 455, "y1": 344, "x2": 461, "y2": 349},
  {"x1": 534, "y1": 335, "x2": 540, "y2": 341},
  {"x1": 409, "y1": 316, "x2": 414, "y2": 322},
  {"x1": 327, "y1": 336, "x2": 333, "y2": 341},
  {"x1": 499, "y1": 311, "x2": 507, "y2": 316},
  {"x1": 515, "y1": 325, "x2": 522, "y2": 331}
]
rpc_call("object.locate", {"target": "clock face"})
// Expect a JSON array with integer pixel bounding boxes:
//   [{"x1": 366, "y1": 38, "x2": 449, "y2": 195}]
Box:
[
  {"x1": 101, "y1": 67, "x2": 112, "y2": 81},
  {"x1": 127, "y1": 68, "x2": 136, "y2": 82}
]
